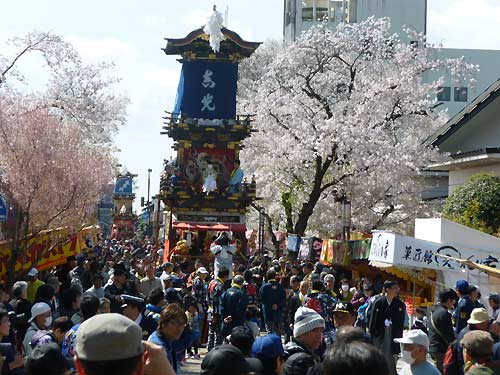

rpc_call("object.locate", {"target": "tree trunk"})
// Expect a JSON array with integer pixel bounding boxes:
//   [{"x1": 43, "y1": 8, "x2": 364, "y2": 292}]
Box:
[
  {"x1": 281, "y1": 191, "x2": 294, "y2": 233},
  {"x1": 293, "y1": 156, "x2": 332, "y2": 237}
]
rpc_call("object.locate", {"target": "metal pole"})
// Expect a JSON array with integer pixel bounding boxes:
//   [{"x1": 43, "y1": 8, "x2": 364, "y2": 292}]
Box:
[
  {"x1": 342, "y1": 198, "x2": 351, "y2": 241},
  {"x1": 258, "y1": 208, "x2": 265, "y2": 256},
  {"x1": 154, "y1": 195, "x2": 162, "y2": 262},
  {"x1": 147, "y1": 168, "x2": 152, "y2": 236}
]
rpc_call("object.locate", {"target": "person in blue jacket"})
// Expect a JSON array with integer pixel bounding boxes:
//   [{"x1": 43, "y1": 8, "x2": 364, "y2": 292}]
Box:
[
  {"x1": 148, "y1": 303, "x2": 187, "y2": 374},
  {"x1": 220, "y1": 275, "x2": 248, "y2": 338},
  {"x1": 260, "y1": 270, "x2": 286, "y2": 335},
  {"x1": 454, "y1": 279, "x2": 475, "y2": 334},
  {"x1": 228, "y1": 159, "x2": 244, "y2": 194}
]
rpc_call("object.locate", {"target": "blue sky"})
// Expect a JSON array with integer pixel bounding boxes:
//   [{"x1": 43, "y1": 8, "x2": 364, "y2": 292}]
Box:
[{"x1": 1, "y1": 0, "x2": 500, "y2": 212}]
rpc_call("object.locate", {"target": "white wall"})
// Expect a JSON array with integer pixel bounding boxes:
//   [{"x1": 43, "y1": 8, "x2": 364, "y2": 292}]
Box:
[
  {"x1": 437, "y1": 94, "x2": 500, "y2": 152},
  {"x1": 415, "y1": 218, "x2": 500, "y2": 252},
  {"x1": 449, "y1": 162, "x2": 500, "y2": 194}
]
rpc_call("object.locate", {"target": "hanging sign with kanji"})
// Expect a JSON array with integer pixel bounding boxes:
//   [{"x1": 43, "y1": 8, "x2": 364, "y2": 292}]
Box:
[{"x1": 176, "y1": 61, "x2": 238, "y2": 120}]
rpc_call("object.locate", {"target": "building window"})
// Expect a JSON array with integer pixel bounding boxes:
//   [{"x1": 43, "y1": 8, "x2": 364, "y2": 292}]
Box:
[
  {"x1": 437, "y1": 86, "x2": 451, "y2": 102},
  {"x1": 302, "y1": 0, "x2": 314, "y2": 21},
  {"x1": 454, "y1": 87, "x2": 468, "y2": 102},
  {"x1": 316, "y1": 0, "x2": 329, "y2": 21},
  {"x1": 302, "y1": 0, "x2": 331, "y2": 21},
  {"x1": 330, "y1": 0, "x2": 347, "y2": 22}
]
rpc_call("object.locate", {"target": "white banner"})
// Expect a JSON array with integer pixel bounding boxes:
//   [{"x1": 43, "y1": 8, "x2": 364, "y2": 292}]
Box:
[{"x1": 370, "y1": 231, "x2": 500, "y2": 272}]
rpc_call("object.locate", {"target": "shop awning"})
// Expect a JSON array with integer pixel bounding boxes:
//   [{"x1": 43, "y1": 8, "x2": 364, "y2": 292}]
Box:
[{"x1": 172, "y1": 222, "x2": 247, "y2": 232}]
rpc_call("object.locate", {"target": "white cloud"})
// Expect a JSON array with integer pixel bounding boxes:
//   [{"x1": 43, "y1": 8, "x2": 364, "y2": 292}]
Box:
[
  {"x1": 68, "y1": 36, "x2": 138, "y2": 62},
  {"x1": 428, "y1": 0, "x2": 500, "y2": 49},
  {"x1": 181, "y1": 8, "x2": 208, "y2": 31},
  {"x1": 142, "y1": 14, "x2": 169, "y2": 30}
]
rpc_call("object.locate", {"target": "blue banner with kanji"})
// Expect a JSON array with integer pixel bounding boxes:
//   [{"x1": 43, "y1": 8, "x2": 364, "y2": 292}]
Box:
[{"x1": 174, "y1": 61, "x2": 238, "y2": 120}]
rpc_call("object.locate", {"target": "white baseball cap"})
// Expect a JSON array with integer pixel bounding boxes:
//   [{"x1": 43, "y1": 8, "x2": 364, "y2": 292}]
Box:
[
  {"x1": 394, "y1": 329, "x2": 429, "y2": 348},
  {"x1": 27, "y1": 268, "x2": 38, "y2": 277},
  {"x1": 197, "y1": 267, "x2": 209, "y2": 274},
  {"x1": 28, "y1": 302, "x2": 51, "y2": 322}
]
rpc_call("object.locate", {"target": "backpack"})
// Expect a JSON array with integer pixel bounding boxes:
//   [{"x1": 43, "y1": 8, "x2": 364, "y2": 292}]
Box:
[
  {"x1": 443, "y1": 340, "x2": 462, "y2": 375},
  {"x1": 365, "y1": 294, "x2": 382, "y2": 327},
  {"x1": 305, "y1": 296, "x2": 322, "y2": 314},
  {"x1": 355, "y1": 302, "x2": 370, "y2": 327},
  {"x1": 30, "y1": 330, "x2": 55, "y2": 348}
]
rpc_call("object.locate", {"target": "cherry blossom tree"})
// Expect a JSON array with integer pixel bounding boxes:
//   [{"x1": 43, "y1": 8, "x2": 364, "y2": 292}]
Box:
[
  {"x1": 0, "y1": 95, "x2": 114, "y2": 282},
  {"x1": 238, "y1": 18, "x2": 476, "y2": 238},
  {"x1": 0, "y1": 31, "x2": 128, "y2": 144},
  {"x1": 0, "y1": 31, "x2": 127, "y2": 281}
]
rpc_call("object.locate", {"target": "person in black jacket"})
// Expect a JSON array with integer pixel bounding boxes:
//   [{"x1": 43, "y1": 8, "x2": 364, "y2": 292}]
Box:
[
  {"x1": 120, "y1": 294, "x2": 158, "y2": 340},
  {"x1": 428, "y1": 288, "x2": 458, "y2": 373},
  {"x1": 283, "y1": 307, "x2": 325, "y2": 375},
  {"x1": 104, "y1": 267, "x2": 134, "y2": 313},
  {"x1": 368, "y1": 280, "x2": 405, "y2": 375},
  {"x1": 220, "y1": 275, "x2": 248, "y2": 339}
]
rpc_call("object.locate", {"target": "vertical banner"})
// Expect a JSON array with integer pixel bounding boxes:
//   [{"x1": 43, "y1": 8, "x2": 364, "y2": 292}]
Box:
[
  {"x1": 309, "y1": 237, "x2": 323, "y2": 261},
  {"x1": 179, "y1": 61, "x2": 238, "y2": 119},
  {"x1": 298, "y1": 237, "x2": 311, "y2": 260},
  {"x1": 287, "y1": 235, "x2": 301, "y2": 253}
]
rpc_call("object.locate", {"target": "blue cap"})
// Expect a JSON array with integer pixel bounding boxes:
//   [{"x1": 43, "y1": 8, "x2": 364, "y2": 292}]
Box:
[
  {"x1": 251, "y1": 334, "x2": 284, "y2": 359},
  {"x1": 456, "y1": 280, "x2": 469, "y2": 294}
]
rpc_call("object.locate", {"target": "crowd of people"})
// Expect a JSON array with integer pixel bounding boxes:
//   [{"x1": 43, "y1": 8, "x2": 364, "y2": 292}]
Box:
[{"x1": 0, "y1": 234, "x2": 499, "y2": 375}]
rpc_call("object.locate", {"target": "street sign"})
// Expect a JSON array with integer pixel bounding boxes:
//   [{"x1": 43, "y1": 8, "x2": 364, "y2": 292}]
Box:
[{"x1": 0, "y1": 196, "x2": 7, "y2": 222}]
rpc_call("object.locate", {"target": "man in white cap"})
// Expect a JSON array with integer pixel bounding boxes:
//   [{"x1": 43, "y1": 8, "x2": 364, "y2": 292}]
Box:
[
  {"x1": 27, "y1": 268, "x2": 44, "y2": 303},
  {"x1": 192, "y1": 266, "x2": 209, "y2": 317},
  {"x1": 23, "y1": 302, "x2": 52, "y2": 356},
  {"x1": 283, "y1": 307, "x2": 325, "y2": 375},
  {"x1": 394, "y1": 329, "x2": 440, "y2": 375}
]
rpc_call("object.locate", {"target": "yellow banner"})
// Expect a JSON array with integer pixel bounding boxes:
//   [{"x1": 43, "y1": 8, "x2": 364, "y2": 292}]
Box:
[{"x1": 0, "y1": 226, "x2": 98, "y2": 276}]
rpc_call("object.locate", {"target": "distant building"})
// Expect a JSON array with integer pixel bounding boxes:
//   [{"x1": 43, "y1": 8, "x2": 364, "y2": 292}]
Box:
[{"x1": 283, "y1": 0, "x2": 500, "y2": 118}]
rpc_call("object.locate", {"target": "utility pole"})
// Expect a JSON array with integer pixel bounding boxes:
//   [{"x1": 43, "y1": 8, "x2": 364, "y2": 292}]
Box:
[{"x1": 147, "y1": 168, "x2": 152, "y2": 237}]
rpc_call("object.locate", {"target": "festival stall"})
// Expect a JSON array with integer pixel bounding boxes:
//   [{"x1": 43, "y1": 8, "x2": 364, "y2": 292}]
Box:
[
  {"x1": 288, "y1": 233, "x2": 435, "y2": 308},
  {"x1": 369, "y1": 223, "x2": 500, "y2": 307}
]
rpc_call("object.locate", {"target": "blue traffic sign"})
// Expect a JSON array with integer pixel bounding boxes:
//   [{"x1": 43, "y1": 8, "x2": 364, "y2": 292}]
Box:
[{"x1": 0, "y1": 196, "x2": 7, "y2": 222}]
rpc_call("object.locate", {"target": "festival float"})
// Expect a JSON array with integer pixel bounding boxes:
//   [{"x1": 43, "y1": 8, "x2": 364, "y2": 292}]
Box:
[
  {"x1": 111, "y1": 171, "x2": 137, "y2": 240},
  {"x1": 160, "y1": 7, "x2": 260, "y2": 263}
]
